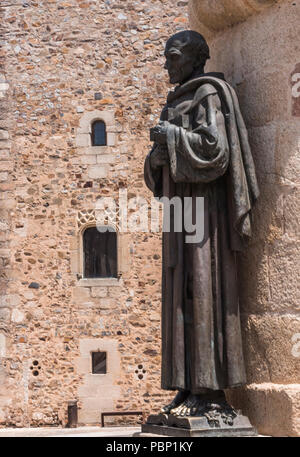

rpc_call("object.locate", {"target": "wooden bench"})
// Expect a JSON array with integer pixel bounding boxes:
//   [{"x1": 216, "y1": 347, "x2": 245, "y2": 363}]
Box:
[{"x1": 101, "y1": 411, "x2": 145, "y2": 427}]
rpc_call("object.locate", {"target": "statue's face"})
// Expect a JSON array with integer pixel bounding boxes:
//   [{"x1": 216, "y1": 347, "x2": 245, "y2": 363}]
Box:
[{"x1": 164, "y1": 41, "x2": 195, "y2": 85}]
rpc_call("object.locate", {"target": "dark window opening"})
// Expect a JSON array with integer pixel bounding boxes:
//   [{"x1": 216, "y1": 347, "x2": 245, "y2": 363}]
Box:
[
  {"x1": 83, "y1": 226, "x2": 117, "y2": 278},
  {"x1": 91, "y1": 120, "x2": 106, "y2": 146},
  {"x1": 92, "y1": 352, "x2": 107, "y2": 374}
]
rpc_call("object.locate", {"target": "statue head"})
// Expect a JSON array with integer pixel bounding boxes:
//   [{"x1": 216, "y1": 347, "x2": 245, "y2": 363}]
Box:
[{"x1": 164, "y1": 30, "x2": 210, "y2": 85}]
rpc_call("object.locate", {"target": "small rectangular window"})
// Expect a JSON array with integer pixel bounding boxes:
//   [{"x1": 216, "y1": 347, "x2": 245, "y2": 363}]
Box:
[
  {"x1": 91, "y1": 120, "x2": 106, "y2": 146},
  {"x1": 92, "y1": 352, "x2": 107, "y2": 374}
]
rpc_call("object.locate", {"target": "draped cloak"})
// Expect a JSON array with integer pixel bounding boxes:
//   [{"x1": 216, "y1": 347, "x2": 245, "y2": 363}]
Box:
[{"x1": 144, "y1": 74, "x2": 259, "y2": 392}]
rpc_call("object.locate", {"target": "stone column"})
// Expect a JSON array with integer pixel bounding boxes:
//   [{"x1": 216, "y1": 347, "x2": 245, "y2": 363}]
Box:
[{"x1": 189, "y1": 0, "x2": 300, "y2": 436}]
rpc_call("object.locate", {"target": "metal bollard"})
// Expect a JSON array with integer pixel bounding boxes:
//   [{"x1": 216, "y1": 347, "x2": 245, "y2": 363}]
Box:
[{"x1": 67, "y1": 400, "x2": 78, "y2": 428}]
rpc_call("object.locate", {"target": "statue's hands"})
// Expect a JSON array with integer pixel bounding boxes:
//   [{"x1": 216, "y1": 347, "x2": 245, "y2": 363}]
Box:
[
  {"x1": 150, "y1": 144, "x2": 169, "y2": 169},
  {"x1": 150, "y1": 121, "x2": 169, "y2": 145}
]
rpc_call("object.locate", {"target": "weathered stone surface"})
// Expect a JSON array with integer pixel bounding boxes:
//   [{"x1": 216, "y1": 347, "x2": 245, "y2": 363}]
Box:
[
  {"x1": 267, "y1": 240, "x2": 300, "y2": 309},
  {"x1": 236, "y1": 70, "x2": 289, "y2": 128},
  {"x1": 90, "y1": 287, "x2": 107, "y2": 298},
  {"x1": 281, "y1": 186, "x2": 300, "y2": 239},
  {"x1": 0, "y1": 334, "x2": 7, "y2": 357},
  {"x1": 0, "y1": 308, "x2": 10, "y2": 322},
  {"x1": 0, "y1": 295, "x2": 20, "y2": 309},
  {"x1": 238, "y1": 7, "x2": 298, "y2": 77},
  {"x1": 275, "y1": 120, "x2": 300, "y2": 184},
  {"x1": 11, "y1": 309, "x2": 25, "y2": 323},
  {"x1": 0, "y1": 130, "x2": 9, "y2": 140},
  {"x1": 247, "y1": 124, "x2": 276, "y2": 181},
  {"x1": 192, "y1": 0, "x2": 300, "y2": 437},
  {"x1": 237, "y1": 242, "x2": 270, "y2": 315},
  {"x1": 98, "y1": 298, "x2": 117, "y2": 310},
  {"x1": 227, "y1": 383, "x2": 300, "y2": 437},
  {"x1": 87, "y1": 165, "x2": 108, "y2": 179},
  {"x1": 241, "y1": 315, "x2": 300, "y2": 384},
  {"x1": 189, "y1": 0, "x2": 282, "y2": 36},
  {"x1": 238, "y1": 239, "x2": 300, "y2": 315},
  {"x1": 72, "y1": 287, "x2": 90, "y2": 302}
]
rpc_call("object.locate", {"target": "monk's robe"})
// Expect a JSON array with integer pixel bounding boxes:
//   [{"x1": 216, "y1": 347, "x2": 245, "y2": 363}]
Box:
[{"x1": 144, "y1": 73, "x2": 259, "y2": 392}]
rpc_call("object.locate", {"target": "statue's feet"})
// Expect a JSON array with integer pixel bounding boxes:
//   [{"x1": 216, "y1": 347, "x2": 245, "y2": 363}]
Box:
[
  {"x1": 170, "y1": 393, "x2": 205, "y2": 417},
  {"x1": 160, "y1": 390, "x2": 189, "y2": 414},
  {"x1": 170, "y1": 391, "x2": 238, "y2": 426}
]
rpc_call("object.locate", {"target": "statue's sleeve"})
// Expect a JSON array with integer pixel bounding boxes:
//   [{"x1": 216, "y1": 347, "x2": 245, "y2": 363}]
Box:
[
  {"x1": 166, "y1": 86, "x2": 230, "y2": 183},
  {"x1": 144, "y1": 144, "x2": 164, "y2": 197}
]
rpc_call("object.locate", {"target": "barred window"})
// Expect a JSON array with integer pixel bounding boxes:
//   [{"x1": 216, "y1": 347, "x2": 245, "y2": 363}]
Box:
[
  {"x1": 92, "y1": 352, "x2": 107, "y2": 374},
  {"x1": 83, "y1": 227, "x2": 117, "y2": 278}
]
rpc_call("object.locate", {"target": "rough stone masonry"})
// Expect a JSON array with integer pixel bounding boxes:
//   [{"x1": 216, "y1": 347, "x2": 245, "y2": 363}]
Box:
[{"x1": 0, "y1": 0, "x2": 189, "y2": 427}]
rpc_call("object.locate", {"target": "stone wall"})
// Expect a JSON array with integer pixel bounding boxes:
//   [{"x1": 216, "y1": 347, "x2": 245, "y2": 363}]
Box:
[
  {"x1": 0, "y1": 2, "x2": 15, "y2": 424},
  {"x1": 0, "y1": 0, "x2": 189, "y2": 426},
  {"x1": 189, "y1": 0, "x2": 300, "y2": 436}
]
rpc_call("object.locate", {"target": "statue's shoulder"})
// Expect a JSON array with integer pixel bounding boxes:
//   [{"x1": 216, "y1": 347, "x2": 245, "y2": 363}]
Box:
[
  {"x1": 194, "y1": 82, "x2": 218, "y2": 103},
  {"x1": 192, "y1": 75, "x2": 234, "y2": 108}
]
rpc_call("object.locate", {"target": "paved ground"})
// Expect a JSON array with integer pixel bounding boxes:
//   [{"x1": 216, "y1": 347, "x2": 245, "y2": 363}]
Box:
[
  {"x1": 0, "y1": 426, "x2": 142, "y2": 437},
  {"x1": 0, "y1": 426, "x2": 268, "y2": 438}
]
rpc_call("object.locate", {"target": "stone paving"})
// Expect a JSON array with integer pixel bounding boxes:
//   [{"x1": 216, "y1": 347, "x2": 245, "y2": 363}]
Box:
[
  {"x1": 0, "y1": 426, "x2": 141, "y2": 437},
  {"x1": 0, "y1": 426, "x2": 268, "y2": 437}
]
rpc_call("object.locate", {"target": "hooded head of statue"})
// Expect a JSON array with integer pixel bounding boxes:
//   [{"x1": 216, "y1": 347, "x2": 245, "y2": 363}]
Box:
[{"x1": 164, "y1": 30, "x2": 210, "y2": 85}]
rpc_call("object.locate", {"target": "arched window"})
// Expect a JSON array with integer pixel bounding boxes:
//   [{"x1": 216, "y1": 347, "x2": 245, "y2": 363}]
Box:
[
  {"x1": 83, "y1": 226, "x2": 117, "y2": 278},
  {"x1": 91, "y1": 120, "x2": 106, "y2": 146}
]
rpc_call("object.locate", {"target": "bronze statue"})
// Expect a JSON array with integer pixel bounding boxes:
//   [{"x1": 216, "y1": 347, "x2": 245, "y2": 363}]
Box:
[{"x1": 144, "y1": 31, "x2": 259, "y2": 427}]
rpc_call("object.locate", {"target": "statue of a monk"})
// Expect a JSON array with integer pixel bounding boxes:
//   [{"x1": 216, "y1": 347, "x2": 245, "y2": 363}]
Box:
[{"x1": 144, "y1": 31, "x2": 259, "y2": 419}]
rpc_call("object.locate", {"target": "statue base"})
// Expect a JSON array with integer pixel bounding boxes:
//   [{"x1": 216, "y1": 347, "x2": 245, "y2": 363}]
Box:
[{"x1": 138, "y1": 412, "x2": 257, "y2": 437}]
